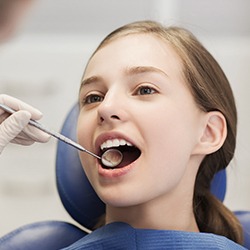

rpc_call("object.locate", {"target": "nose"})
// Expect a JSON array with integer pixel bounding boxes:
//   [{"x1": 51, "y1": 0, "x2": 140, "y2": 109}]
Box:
[{"x1": 97, "y1": 89, "x2": 127, "y2": 125}]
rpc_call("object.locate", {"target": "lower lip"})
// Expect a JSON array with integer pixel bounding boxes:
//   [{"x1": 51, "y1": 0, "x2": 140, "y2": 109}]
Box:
[{"x1": 98, "y1": 163, "x2": 134, "y2": 178}]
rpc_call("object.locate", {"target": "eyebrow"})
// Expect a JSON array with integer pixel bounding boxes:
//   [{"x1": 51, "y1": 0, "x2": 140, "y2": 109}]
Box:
[
  {"x1": 125, "y1": 66, "x2": 169, "y2": 78},
  {"x1": 80, "y1": 66, "x2": 169, "y2": 90},
  {"x1": 80, "y1": 76, "x2": 102, "y2": 90}
]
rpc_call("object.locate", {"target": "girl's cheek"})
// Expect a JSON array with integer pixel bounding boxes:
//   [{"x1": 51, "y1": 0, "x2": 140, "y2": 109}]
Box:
[
  {"x1": 77, "y1": 116, "x2": 92, "y2": 147},
  {"x1": 77, "y1": 118, "x2": 86, "y2": 144}
]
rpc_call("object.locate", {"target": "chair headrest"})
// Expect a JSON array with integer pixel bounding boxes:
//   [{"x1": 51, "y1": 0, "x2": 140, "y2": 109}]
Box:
[{"x1": 56, "y1": 104, "x2": 226, "y2": 230}]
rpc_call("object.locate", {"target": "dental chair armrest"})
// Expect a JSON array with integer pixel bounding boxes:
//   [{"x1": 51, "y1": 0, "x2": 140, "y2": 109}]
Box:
[
  {"x1": 234, "y1": 210, "x2": 250, "y2": 249},
  {"x1": 0, "y1": 221, "x2": 87, "y2": 250}
]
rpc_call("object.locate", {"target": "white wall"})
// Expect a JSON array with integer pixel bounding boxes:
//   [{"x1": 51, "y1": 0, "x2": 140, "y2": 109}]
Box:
[{"x1": 0, "y1": 0, "x2": 249, "y2": 235}]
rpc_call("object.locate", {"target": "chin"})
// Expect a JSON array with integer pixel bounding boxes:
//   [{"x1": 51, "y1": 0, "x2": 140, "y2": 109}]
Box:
[{"x1": 98, "y1": 188, "x2": 146, "y2": 208}]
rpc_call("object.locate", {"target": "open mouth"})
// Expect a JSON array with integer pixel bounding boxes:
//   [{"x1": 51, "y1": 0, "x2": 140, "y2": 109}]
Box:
[{"x1": 99, "y1": 139, "x2": 141, "y2": 169}]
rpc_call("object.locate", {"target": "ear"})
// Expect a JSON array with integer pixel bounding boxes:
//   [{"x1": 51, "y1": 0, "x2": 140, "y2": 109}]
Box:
[{"x1": 193, "y1": 111, "x2": 227, "y2": 155}]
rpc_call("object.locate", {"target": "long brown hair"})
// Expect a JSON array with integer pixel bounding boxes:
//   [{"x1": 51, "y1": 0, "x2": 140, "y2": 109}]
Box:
[{"x1": 86, "y1": 20, "x2": 243, "y2": 244}]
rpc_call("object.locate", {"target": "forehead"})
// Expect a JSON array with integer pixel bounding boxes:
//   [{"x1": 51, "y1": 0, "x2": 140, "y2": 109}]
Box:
[{"x1": 83, "y1": 33, "x2": 183, "y2": 81}]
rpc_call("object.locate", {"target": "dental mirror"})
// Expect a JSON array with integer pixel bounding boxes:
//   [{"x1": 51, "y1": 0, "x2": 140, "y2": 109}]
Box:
[{"x1": 101, "y1": 149, "x2": 123, "y2": 168}]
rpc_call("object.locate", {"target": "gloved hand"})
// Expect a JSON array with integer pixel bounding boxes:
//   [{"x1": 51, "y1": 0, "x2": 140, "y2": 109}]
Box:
[{"x1": 0, "y1": 94, "x2": 50, "y2": 154}]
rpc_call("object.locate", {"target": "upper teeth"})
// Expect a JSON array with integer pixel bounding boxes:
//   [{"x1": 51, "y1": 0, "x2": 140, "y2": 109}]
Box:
[{"x1": 100, "y1": 139, "x2": 132, "y2": 150}]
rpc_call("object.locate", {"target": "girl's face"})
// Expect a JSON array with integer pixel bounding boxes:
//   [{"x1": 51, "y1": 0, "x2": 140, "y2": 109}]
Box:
[{"x1": 78, "y1": 34, "x2": 206, "y2": 209}]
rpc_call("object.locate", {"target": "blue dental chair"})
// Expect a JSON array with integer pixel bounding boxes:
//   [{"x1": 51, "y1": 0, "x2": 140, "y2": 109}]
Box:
[{"x1": 0, "y1": 104, "x2": 249, "y2": 249}]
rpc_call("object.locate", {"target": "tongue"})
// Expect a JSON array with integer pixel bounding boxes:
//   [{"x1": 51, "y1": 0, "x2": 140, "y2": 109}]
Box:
[{"x1": 112, "y1": 146, "x2": 141, "y2": 168}]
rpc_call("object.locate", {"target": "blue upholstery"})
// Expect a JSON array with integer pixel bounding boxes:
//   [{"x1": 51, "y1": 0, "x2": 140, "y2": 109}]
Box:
[
  {"x1": 210, "y1": 168, "x2": 226, "y2": 202},
  {"x1": 235, "y1": 211, "x2": 250, "y2": 248},
  {"x1": 56, "y1": 104, "x2": 105, "y2": 229},
  {"x1": 0, "y1": 104, "x2": 249, "y2": 249},
  {"x1": 0, "y1": 221, "x2": 87, "y2": 250}
]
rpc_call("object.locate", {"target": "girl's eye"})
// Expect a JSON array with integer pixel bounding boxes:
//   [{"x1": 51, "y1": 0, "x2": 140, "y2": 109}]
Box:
[
  {"x1": 136, "y1": 85, "x2": 156, "y2": 95},
  {"x1": 83, "y1": 94, "x2": 104, "y2": 105}
]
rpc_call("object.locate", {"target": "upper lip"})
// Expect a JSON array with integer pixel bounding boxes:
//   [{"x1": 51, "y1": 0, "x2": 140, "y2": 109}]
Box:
[{"x1": 95, "y1": 131, "x2": 139, "y2": 155}]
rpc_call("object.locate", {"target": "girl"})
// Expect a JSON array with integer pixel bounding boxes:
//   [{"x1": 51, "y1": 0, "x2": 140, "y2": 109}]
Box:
[{"x1": 0, "y1": 21, "x2": 246, "y2": 249}]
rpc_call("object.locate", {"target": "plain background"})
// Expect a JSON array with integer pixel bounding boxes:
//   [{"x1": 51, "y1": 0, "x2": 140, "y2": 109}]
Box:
[{"x1": 0, "y1": 0, "x2": 250, "y2": 235}]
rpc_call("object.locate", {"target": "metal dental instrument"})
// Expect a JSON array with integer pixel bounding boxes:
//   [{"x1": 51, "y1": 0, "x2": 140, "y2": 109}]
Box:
[
  {"x1": 0, "y1": 103, "x2": 123, "y2": 167},
  {"x1": 0, "y1": 103, "x2": 100, "y2": 159}
]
